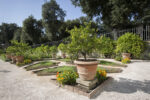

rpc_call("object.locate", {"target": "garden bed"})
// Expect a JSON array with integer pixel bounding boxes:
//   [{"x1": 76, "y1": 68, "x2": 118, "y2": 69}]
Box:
[
  {"x1": 99, "y1": 60, "x2": 126, "y2": 67},
  {"x1": 98, "y1": 66, "x2": 123, "y2": 73},
  {"x1": 34, "y1": 66, "x2": 76, "y2": 76},
  {"x1": 25, "y1": 61, "x2": 58, "y2": 71},
  {"x1": 49, "y1": 75, "x2": 112, "y2": 98},
  {"x1": 34, "y1": 65, "x2": 122, "y2": 76},
  {"x1": 58, "y1": 58, "x2": 73, "y2": 64}
]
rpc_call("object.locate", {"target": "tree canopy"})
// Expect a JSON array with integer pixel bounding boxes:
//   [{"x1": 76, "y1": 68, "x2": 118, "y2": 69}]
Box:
[
  {"x1": 0, "y1": 23, "x2": 19, "y2": 44},
  {"x1": 21, "y1": 16, "x2": 43, "y2": 44},
  {"x1": 42, "y1": 0, "x2": 66, "y2": 41},
  {"x1": 71, "y1": 0, "x2": 150, "y2": 30}
]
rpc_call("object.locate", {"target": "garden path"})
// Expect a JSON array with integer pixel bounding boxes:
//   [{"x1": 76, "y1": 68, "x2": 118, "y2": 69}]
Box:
[{"x1": 0, "y1": 59, "x2": 150, "y2": 100}]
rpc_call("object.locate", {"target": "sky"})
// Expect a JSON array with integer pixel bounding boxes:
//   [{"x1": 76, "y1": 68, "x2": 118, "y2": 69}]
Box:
[{"x1": 0, "y1": 0, "x2": 86, "y2": 26}]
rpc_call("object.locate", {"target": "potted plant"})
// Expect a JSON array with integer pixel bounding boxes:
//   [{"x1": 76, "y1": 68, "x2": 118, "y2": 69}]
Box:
[
  {"x1": 116, "y1": 32, "x2": 145, "y2": 59},
  {"x1": 6, "y1": 46, "x2": 17, "y2": 60},
  {"x1": 6, "y1": 40, "x2": 30, "y2": 63},
  {"x1": 50, "y1": 46, "x2": 58, "y2": 59},
  {"x1": 68, "y1": 22, "x2": 98, "y2": 81},
  {"x1": 97, "y1": 36, "x2": 115, "y2": 58},
  {"x1": 15, "y1": 52, "x2": 24, "y2": 64},
  {"x1": 58, "y1": 43, "x2": 67, "y2": 58}
]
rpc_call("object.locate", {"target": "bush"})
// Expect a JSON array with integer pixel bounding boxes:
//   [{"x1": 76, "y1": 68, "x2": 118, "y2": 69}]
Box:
[
  {"x1": 24, "y1": 59, "x2": 32, "y2": 64},
  {"x1": 96, "y1": 70, "x2": 107, "y2": 82},
  {"x1": 6, "y1": 40, "x2": 31, "y2": 56},
  {"x1": 50, "y1": 46, "x2": 58, "y2": 58},
  {"x1": 115, "y1": 55, "x2": 122, "y2": 61},
  {"x1": 0, "y1": 49, "x2": 5, "y2": 54},
  {"x1": 98, "y1": 36, "x2": 116, "y2": 58},
  {"x1": 116, "y1": 32, "x2": 145, "y2": 58},
  {"x1": 121, "y1": 58, "x2": 131, "y2": 64},
  {"x1": 24, "y1": 45, "x2": 52, "y2": 61},
  {"x1": 0, "y1": 54, "x2": 8, "y2": 61},
  {"x1": 58, "y1": 43, "x2": 67, "y2": 53},
  {"x1": 16, "y1": 59, "x2": 32, "y2": 66},
  {"x1": 56, "y1": 70, "x2": 78, "y2": 85}
]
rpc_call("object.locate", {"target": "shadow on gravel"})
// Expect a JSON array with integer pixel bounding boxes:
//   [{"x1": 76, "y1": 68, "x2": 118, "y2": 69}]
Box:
[
  {"x1": 0, "y1": 70, "x2": 11, "y2": 73},
  {"x1": 131, "y1": 60, "x2": 150, "y2": 63},
  {"x1": 93, "y1": 78, "x2": 150, "y2": 99}
]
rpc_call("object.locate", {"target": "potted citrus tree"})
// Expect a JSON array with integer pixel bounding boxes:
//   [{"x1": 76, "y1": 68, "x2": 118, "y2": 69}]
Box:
[
  {"x1": 68, "y1": 22, "x2": 98, "y2": 81},
  {"x1": 116, "y1": 32, "x2": 145, "y2": 59},
  {"x1": 15, "y1": 41, "x2": 30, "y2": 64},
  {"x1": 50, "y1": 46, "x2": 58, "y2": 59},
  {"x1": 58, "y1": 43, "x2": 67, "y2": 58},
  {"x1": 6, "y1": 46, "x2": 17, "y2": 63}
]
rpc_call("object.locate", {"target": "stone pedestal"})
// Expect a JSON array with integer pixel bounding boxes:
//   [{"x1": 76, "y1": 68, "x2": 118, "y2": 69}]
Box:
[{"x1": 76, "y1": 78, "x2": 98, "y2": 90}]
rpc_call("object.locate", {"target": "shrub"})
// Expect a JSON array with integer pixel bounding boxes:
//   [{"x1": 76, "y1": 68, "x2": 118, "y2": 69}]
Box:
[
  {"x1": 116, "y1": 32, "x2": 145, "y2": 58},
  {"x1": 6, "y1": 40, "x2": 31, "y2": 56},
  {"x1": 58, "y1": 43, "x2": 67, "y2": 53},
  {"x1": 24, "y1": 59, "x2": 32, "y2": 64},
  {"x1": 121, "y1": 58, "x2": 131, "y2": 64},
  {"x1": 16, "y1": 59, "x2": 32, "y2": 66},
  {"x1": 50, "y1": 46, "x2": 58, "y2": 58},
  {"x1": 56, "y1": 70, "x2": 78, "y2": 85},
  {"x1": 0, "y1": 49, "x2": 4, "y2": 54},
  {"x1": 115, "y1": 56, "x2": 122, "y2": 61},
  {"x1": 0, "y1": 54, "x2": 8, "y2": 61},
  {"x1": 96, "y1": 70, "x2": 107, "y2": 82},
  {"x1": 97, "y1": 36, "x2": 116, "y2": 58}
]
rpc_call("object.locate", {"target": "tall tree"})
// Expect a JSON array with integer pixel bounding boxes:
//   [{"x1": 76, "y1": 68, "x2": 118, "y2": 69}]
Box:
[
  {"x1": 59, "y1": 16, "x2": 98, "y2": 39},
  {"x1": 0, "y1": 23, "x2": 19, "y2": 44},
  {"x1": 71, "y1": 0, "x2": 150, "y2": 30},
  {"x1": 42, "y1": 0, "x2": 66, "y2": 41},
  {"x1": 21, "y1": 16, "x2": 43, "y2": 44},
  {"x1": 13, "y1": 28, "x2": 22, "y2": 42}
]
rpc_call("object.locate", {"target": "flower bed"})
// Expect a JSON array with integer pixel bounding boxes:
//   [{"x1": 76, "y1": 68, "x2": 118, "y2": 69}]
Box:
[
  {"x1": 49, "y1": 69, "x2": 112, "y2": 98},
  {"x1": 97, "y1": 66, "x2": 123, "y2": 73}
]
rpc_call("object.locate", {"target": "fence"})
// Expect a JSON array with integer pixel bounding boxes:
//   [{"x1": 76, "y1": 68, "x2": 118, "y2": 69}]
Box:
[{"x1": 100, "y1": 25, "x2": 150, "y2": 41}]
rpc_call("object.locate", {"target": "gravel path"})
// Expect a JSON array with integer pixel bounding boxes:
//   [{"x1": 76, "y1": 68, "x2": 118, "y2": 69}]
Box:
[{"x1": 0, "y1": 59, "x2": 150, "y2": 100}]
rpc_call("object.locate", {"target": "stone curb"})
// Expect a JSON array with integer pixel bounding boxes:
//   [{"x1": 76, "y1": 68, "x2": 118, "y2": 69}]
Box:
[{"x1": 49, "y1": 77, "x2": 113, "y2": 99}]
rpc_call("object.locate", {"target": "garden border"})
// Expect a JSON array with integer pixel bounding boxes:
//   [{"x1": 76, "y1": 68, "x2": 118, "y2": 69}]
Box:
[{"x1": 49, "y1": 76, "x2": 113, "y2": 98}]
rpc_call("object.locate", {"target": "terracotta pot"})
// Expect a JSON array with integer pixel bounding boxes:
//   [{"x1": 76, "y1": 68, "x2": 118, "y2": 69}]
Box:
[
  {"x1": 6, "y1": 54, "x2": 11, "y2": 59},
  {"x1": 11, "y1": 56, "x2": 17, "y2": 63},
  {"x1": 62, "y1": 53, "x2": 66, "y2": 58},
  {"x1": 74, "y1": 60, "x2": 98, "y2": 81},
  {"x1": 16, "y1": 56, "x2": 24, "y2": 63},
  {"x1": 122, "y1": 53, "x2": 131, "y2": 59}
]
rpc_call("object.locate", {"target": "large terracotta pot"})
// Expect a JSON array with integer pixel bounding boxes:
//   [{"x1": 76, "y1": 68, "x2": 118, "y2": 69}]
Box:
[
  {"x1": 6, "y1": 54, "x2": 11, "y2": 59},
  {"x1": 16, "y1": 56, "x2": 24, "y2": 63},
  {"x1": 11, "y1": 56, "x2": 17, "y2": 63},
  {"x1": 74, "y1": 60, "x2": 98, "y2": 81},
  {"x1": 122, "y1": 53, "x2": 131, "y2": 59}
]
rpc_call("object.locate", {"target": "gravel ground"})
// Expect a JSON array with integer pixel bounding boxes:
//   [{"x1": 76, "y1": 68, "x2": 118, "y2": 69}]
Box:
[{"x1": 0, "y1": 59, "x2": 150, "y2": 100}]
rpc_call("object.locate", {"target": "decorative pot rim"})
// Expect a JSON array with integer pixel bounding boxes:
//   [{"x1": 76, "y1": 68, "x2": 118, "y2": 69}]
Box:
[{"x1": 74, "y1": 60, "x2": 98, "y2": 65}]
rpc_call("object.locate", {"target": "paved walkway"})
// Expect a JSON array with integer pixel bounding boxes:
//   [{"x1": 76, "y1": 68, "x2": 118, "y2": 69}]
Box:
[{"x1": 0, "y1": 59, "x2": 150, "y2": 100}]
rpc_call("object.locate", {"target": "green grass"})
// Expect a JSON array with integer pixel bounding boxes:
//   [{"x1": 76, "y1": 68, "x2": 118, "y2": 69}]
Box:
[
  {"x1": 35, "y1": 65, "x2": 122, "y2": 76},
  {"x1": 97, "y1": 66, "x2": 122, "y2": 73},
  {"x1": 99, "y1": 60, "x2": 125, "y2": 67},
  {"x1": 59, "y1": 58, "x2": 71, "y2": 62},
  {"x1": 25, "y1": 61, "x2": 57, "y2": 70},
  {"x1": 35, "y1": 66, "x2": 76, "y2": 75}
]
